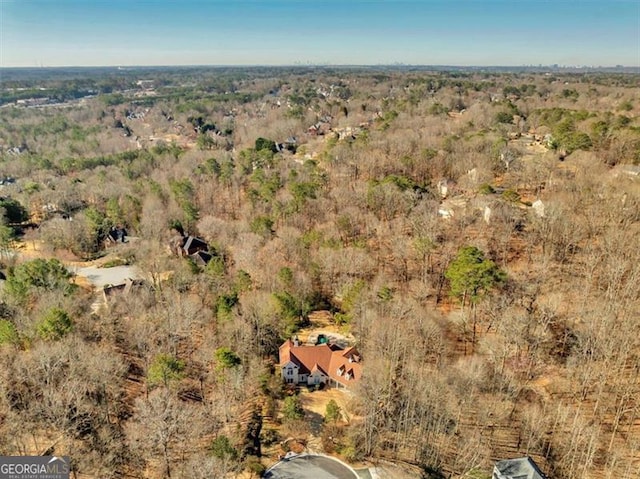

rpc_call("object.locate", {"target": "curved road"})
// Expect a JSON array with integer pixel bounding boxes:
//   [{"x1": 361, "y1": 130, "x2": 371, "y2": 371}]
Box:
[{"x1": 264, "y1": 454, "x2": 359, "y2": 479}]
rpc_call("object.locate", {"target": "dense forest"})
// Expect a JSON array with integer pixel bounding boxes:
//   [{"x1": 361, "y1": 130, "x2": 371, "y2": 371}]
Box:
[{"x1": 0, "y1": 67, "x2": 638, "y2": 478}]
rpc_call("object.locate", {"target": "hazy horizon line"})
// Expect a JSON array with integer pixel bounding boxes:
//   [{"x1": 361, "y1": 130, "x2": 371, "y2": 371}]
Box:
[{"x1": 2, "y1": 63, "x2": 638, "y2": 70}]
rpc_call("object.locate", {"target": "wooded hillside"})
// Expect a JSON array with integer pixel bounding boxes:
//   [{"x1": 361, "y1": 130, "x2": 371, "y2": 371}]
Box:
[{"x1": 0, "y1": 67, "x2": 638, "y2": 479}]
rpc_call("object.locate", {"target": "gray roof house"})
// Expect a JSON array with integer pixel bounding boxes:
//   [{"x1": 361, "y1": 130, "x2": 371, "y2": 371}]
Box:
[
  {"x1": 493, "y1": 457, "x2": 547, "y2": 479},
  {"x1": 169, "y1": 234, "x2": 208, "y2": 257},
  {"x1": 182, "y1": 235, "x2": 208, "y2": 256}
]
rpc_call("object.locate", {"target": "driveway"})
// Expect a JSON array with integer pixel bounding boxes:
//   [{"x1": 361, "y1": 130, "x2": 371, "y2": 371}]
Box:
[{"x1": 73, "y1": 265, "x2": 141, "y2": 287}]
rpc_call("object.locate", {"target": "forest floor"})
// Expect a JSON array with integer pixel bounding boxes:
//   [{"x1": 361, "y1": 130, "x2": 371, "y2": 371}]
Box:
[
  {"x1": 294, "y1": 386, "x2": 429, "y2": 477},
  {"x1": 294, "y1": 386, "x2": 422, "y2": 479},
  {"x1": 296, "y1": 310, "x2": 356, "y2": 347},
  {"x1": 299, "y1": 388, "x2": 353, "y2": 425}
]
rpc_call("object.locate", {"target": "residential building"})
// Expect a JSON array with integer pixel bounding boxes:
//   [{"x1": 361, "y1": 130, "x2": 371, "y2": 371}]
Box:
[
  {"x1": 279, "y1": 338, "x2": 362, "y2": 389},
  {"x1": 493, "y1": 457, "x2": 547, "y2": 479}
]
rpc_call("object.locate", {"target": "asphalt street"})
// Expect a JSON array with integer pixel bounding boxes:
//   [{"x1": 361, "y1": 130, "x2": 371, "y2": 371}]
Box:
[{"x1": 264, "y1": 454, "x2": 359, "y2": 479}]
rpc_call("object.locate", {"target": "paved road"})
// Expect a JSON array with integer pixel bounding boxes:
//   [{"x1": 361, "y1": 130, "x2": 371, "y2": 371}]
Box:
[{"x1": 264, "y1": 454, "x2": 359, "y2": 479}]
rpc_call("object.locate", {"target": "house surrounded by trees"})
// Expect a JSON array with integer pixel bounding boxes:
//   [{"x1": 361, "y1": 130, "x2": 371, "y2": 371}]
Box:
[{"x1": 279, "y1": 338, "x2": 362, "y2": 388}]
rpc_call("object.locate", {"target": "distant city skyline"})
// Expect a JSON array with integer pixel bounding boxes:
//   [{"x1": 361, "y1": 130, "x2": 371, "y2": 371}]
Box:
[{"x1": 1, "y1": 0, "x2": 638, "y2": 68}]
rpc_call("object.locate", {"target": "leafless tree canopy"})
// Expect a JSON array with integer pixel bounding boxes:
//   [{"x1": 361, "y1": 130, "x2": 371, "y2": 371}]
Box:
[{"x1": 0, "y1": 67, "x2": 638, "y2": 478}]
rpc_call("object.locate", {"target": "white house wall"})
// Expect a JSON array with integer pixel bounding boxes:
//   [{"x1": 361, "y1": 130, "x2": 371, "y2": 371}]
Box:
[
  {"x1": 308, "y1": 371, "x2": 328, "y2": 386},
  {"x1": 281, "y1": 362, "x2": 299, "y2": 384}
]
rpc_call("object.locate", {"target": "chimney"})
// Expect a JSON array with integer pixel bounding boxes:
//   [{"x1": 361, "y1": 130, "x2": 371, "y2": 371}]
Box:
[{"x1": 293, "y1": 335, "x2": 299, "y2": 347}]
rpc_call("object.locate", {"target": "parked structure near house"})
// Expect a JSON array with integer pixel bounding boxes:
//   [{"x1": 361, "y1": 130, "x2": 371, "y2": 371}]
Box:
[
  {"x1": 279, "y1": 338, "x2": 362, "y2": 388},
  {"x1": 493, "y1": 457, "x2": 547, "y2": 479}
]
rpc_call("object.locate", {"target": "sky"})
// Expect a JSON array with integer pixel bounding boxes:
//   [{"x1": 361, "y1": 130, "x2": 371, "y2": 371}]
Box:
[{"x1": 1, "y1": 0, "x2": 638, "y2": 67}]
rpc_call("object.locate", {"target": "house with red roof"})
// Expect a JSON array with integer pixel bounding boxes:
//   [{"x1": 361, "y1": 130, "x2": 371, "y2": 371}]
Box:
[{"x1": 279, "y1": 338, "x2": 362, "y2": 389}]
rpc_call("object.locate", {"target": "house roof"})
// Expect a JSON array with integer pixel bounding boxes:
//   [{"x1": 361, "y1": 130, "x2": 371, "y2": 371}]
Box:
[
  {"x1": 103, "y1": 278, "x2": 146, "y2": 300},
  {"x1": 310, "y1": 363, "x2": 328, "y2": 375},
  {"x1": 106, "y1": 227, "x2": 127, "y2": 243},
  {"x1": 189, "y1": 250, "x2": 213, "y2": 265},
  {"x1": 183, "y1": 235, "x2": 208, "y2": 252},
  {"x1": 494, "y1": 457, "x2": 547, "y2": 479},
  {"x1": 279, "y1": 340, "x2": 362, "y2": 387}
]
